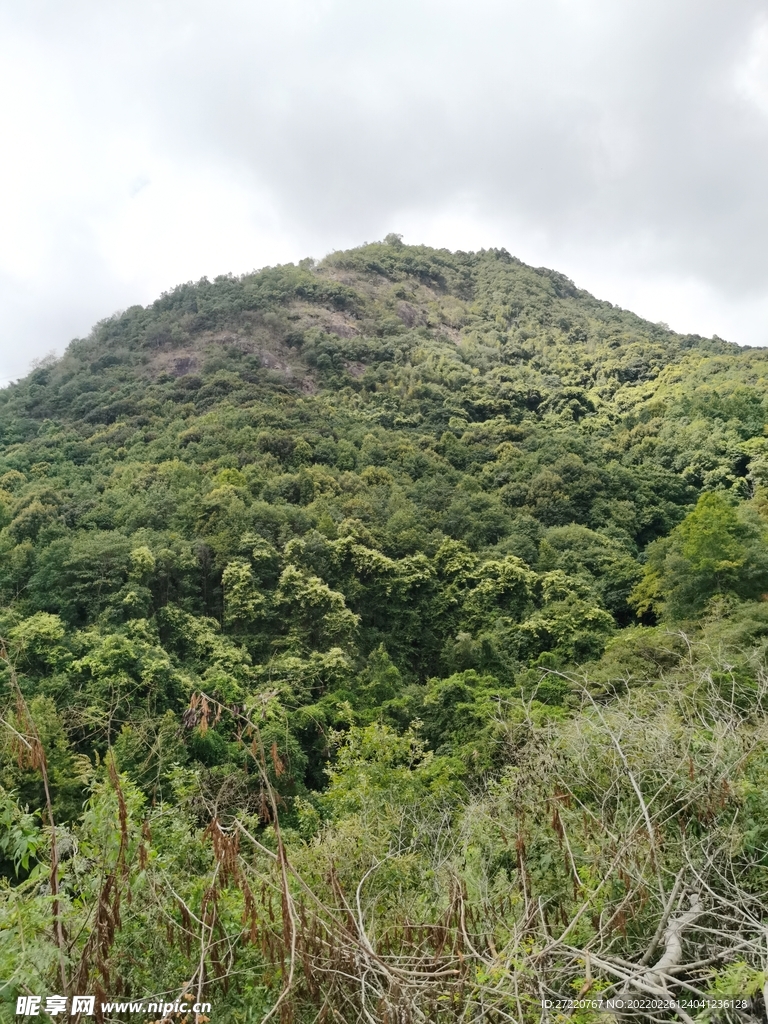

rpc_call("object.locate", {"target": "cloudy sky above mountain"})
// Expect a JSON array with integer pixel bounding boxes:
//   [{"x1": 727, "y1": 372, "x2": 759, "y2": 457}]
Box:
[{"x1": 1, "y1": 0, "x2": 767, "y2": 380}]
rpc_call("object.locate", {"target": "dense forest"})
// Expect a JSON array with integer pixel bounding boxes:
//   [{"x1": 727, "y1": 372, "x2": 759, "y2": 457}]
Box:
[{"x1": 2, "y1": 237, "x2": 768, "y2": 1022}]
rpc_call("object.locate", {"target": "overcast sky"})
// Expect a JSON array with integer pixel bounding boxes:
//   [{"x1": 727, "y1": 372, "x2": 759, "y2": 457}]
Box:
[{"x1": 1, "y1": 0, "x2": 768, "y2": 381}]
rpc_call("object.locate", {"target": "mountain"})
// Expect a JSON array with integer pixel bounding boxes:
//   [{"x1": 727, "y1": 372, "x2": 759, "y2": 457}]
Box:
[{"x1": 2, "y1": 239, "x2": 768, "y2": 1021}]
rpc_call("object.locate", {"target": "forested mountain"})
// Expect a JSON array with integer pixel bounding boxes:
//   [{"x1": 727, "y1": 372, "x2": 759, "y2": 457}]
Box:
[{"x1": 2, "y1": 238, "x2": 768, "y2": 1022}]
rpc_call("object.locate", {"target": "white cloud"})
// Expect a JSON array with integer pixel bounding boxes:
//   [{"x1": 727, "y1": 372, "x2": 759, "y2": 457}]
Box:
[
  {"x1": 734, "y1": 15, "x2": 768, "y2": 118},
  {"x1": 0, "y1": 0, "x2": 767, "y2": 380}
]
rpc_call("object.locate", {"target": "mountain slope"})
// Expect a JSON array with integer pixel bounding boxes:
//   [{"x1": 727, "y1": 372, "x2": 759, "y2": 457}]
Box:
[{"x1": 2, "y1": 240, "x2": 768, "y2": 1020}]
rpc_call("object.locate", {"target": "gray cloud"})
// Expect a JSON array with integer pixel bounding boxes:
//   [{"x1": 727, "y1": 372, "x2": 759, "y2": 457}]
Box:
[{"x1": 1, "y1": 0, "x2": 767, "y2": 379}]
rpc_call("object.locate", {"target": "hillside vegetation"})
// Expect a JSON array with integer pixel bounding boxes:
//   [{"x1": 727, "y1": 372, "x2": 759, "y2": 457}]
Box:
[{"x1": 2, "y1": 238, "x2": 768, "y2": 1022}]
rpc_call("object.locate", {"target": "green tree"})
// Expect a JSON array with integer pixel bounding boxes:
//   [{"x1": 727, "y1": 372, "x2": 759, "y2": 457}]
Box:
[{"x1": 632, "y1": 492, "x2": 768, "y2": 620}]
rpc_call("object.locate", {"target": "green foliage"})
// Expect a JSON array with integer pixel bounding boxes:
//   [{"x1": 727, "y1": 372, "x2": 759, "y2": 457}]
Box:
[
  {"x1": 2, "y1": 241, "x2": 768, "y2": 1019},
  {"x1": 0, "y1": 789, "x2": 42, "y2": 875},
  {"x1": 632, "y1": 492, "x2": 768, "y2": 619}
]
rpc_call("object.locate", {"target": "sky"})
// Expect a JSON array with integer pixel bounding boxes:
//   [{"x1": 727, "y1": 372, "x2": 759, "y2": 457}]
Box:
[{"x1": 1, "y1": 0, "x2": 768, "y2": 381}]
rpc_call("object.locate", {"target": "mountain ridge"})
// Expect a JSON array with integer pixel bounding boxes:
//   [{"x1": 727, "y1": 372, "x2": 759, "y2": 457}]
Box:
[{"x1": 2, "y1": 240, "x2": 737, "y2": 425}]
